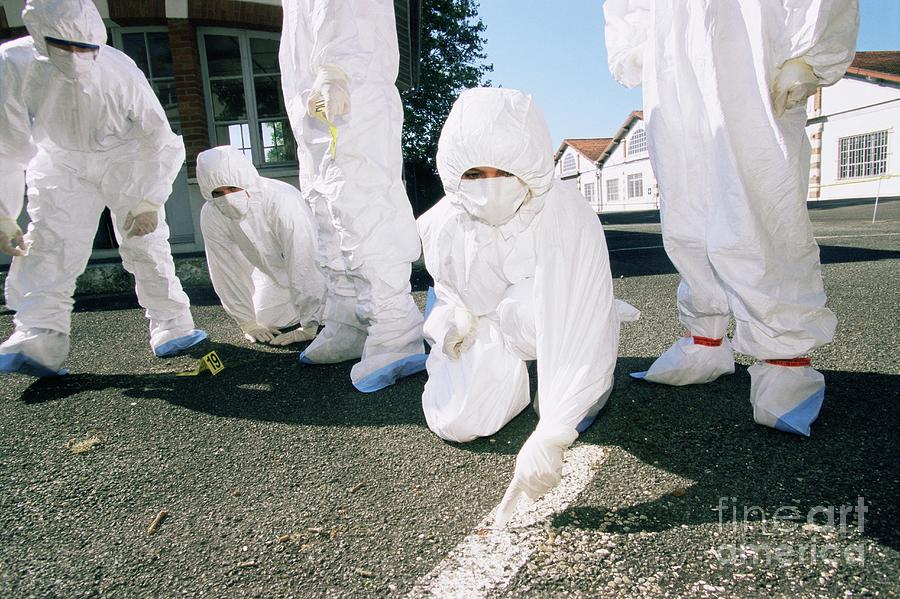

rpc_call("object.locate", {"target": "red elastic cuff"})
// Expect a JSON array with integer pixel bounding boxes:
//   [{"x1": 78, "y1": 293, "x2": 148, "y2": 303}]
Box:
[
  {"x1": 692, "y1": 336, "x2": 723, "y2": 347},
  {"x1": 765, "y1": 358, "x2": 812, "y2": 367}
]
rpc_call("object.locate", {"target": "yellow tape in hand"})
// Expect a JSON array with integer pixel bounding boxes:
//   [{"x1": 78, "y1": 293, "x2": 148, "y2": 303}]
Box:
[{"x1": 313, "y1": 100, "x2": 338, "y2": 159}]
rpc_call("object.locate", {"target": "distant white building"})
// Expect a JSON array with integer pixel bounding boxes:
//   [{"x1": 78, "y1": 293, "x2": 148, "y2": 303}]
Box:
[
  {"x1": 557, "y1": 52, "x2": 899, "y2": 215},
  {"x1": 554, "y1": 138, "x2": 611, "y2": 212},
  {"x1": 596, "y1": 111, "x2": 658, "y2": 213},
  {"x1": 807, "y1": 51, "x2": 900, "y2": 202}
]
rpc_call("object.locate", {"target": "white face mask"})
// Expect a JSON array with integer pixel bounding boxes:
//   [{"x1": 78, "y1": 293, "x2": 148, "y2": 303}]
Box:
[
  {"x1": 457, "y1": 176, "x2": 530, "y2": 226},
  {"x1": 212, "y1": 190, "x2": 251, "y2": 220},
  {"x1": 47, "y1": 46, "x2": 97, "y2": 80}
]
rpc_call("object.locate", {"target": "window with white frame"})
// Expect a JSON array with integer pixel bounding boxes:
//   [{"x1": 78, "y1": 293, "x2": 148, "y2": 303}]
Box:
[
  {"x1": 628, "y1": 127, "x2": 647, "y2": 155},
  {"x1": 627, "y1": 173, "x2": 643, "y2": 198},
  {"x1": 113, "y1": 28, "x2": 181, "y2": 134},
  {"x1": 199, "y1": 30, "x2": 296, "y2": 166},
  {"x1": 839, "y1": 130, "x2": 888, "y2": 179},
  {"x1": 607, "y1": 179, "x2": 619, "y2": 203},
  {"x1": 562, "y1": 153, "x2": 577, "y2": 175},
  {"x1": 583, "y1": 182, "x2": 595, "y2": 204}
]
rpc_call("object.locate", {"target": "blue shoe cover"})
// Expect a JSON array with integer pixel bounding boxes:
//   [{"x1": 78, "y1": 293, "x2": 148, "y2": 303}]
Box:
[
  {"x1": 352, "y1": 353, "x2": 427, "y2": 393},
  {"x1": 630, "y1": 371, "x2": 648, "y2": 380},
  {"x1": 0, "y1": 353, "x2": 68, "y2": 377},
  {"x1": 153, "y1": 330, "x2": 208, "y2": 358},
  {"x1": 774, "y1": 388, "x2": 824, "y2": 437},
  {"x1": 298, "y1": 352, "x2": 317, "y2": 365},
  {"x1": 424, "y1": 286, "x2": 437, "y2": 320}
]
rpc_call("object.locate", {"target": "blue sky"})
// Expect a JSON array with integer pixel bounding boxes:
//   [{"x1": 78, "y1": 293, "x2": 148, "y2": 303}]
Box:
[{"x1": 478, "y1": 0, "x2": 900, "y2": 147}]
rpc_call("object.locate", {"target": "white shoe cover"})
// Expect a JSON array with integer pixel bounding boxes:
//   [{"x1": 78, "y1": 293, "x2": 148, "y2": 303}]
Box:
[
  {"x1": 633, "y1": 335, "x2": 735, "y2": 386},
  {"x1": 749, "y1": 362, "x2": 824, "y2": 437},
  {"x1": 298, "y1": 321, "x2": 366, "y2": 364},
  {"x1": 0, "y1": 328, "x2": 70, "y2": 375}
]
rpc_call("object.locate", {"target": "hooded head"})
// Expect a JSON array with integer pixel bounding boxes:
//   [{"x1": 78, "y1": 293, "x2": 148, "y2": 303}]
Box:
[
  {"x1": 436, "y1": 88, "x2": 554, "y2": 225},
  {"x1": 22, "y1": 0, "x2": 106, "y2": 57},
  {"x1": 197, "y1": 146, "x2": 263, "y2": 220}
]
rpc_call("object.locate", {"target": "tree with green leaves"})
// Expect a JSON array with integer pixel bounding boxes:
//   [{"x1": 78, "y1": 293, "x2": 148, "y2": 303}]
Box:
[{"x1": 401, "y1": 0, "x2": 492, "y2": 212}]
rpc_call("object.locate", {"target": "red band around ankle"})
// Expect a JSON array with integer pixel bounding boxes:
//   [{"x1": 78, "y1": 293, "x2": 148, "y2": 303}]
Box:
[
  {"x1": 765, "y1": 358, "x2": 812, "y2": 367},
  {"x1": 692, "y1": 336, "x2": 723, "y2": 347}
]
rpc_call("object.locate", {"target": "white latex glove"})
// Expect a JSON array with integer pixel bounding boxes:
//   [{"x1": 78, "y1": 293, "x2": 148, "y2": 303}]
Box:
[
  {"x1": 124, "y1": 200, "x2": 160, "y2": 238},
  {"x1": 441, "y1": 307, "x2": 477, "y2": 360},
  {"x1": 270, "y1": 325, "x2": 318, "y2": 346},
  {"x1": 0, "y1": 216, "x2": 26, "y2": 256},
  {"x1": 306, "y1": 64, "x2": 351, "y2": 122},
  {"x1": 772, "y1": 58, "x2": 819, "y2": 117},
  {"x1": 240, "y1": 322, "x2": 280, "y2": 344},
  {"x1": 494, "y1": 423, "x2": 579, "y2": 528}
]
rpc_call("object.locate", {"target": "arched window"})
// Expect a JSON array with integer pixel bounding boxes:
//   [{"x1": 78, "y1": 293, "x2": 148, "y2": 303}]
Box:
[
  {"x1": 562, "y1": 153, "x2": 577, "y2": 174},
  {"x1": 629, "y1": 127, "x2": 647, "y2": 155}
]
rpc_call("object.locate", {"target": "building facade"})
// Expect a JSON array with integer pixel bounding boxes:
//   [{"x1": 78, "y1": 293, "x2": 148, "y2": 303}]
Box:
[
  {"x1": 807, "y1": 51, "x2": 900, "y2": 202},
  {"x1": 0, "y1": 0, "x2": 420, "y2": 266},
  {"x1": 554, "y1": 138, "x2": 610, "y2": 212}
]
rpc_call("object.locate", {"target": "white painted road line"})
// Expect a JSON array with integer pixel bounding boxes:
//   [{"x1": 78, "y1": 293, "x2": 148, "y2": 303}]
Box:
[{"x1": 407, "y1": 444, "x2": 606, "y2": 599}]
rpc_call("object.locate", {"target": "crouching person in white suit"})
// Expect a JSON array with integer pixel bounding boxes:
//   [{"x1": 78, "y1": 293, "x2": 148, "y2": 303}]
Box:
[
  {"x1": 418, "y1": 88, "x2": 636, "y2": 527},
  {"x1": 197, "y1": 146, "x2": 325, "y2": 346}
]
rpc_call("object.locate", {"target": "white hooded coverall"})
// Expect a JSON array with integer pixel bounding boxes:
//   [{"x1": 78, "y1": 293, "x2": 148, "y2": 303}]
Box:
[
  {"x1": 418, "y1": 88, "x2": 621, "y2": 525},
  {"x1": 604, "y1": 0, "x2": 859, "y2": 435},
  {"x1": 279, "y1": 0, "x2": 426, "y2": 392},
  {"x1": 0, "y1": 0, "x2": 204, "y2": 375},
  {"x1": 197, "y1": 146, "x2": 326, "y2": 334}
]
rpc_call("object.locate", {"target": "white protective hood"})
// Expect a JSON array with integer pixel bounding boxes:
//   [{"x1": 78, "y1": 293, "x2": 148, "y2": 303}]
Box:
[
  {"x1": 437, "y1": 88, "x2": 555, "y2": 202},
  {"x1": 22, "y1": 0, "x2": 106, "y2": 57},
  {"x1": 196, "y1": 146, "x2": 264, "y2": 201}
]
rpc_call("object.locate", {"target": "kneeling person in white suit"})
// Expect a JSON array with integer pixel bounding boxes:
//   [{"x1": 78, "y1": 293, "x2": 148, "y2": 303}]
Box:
[
  {"x1": 197, "y1": 146, "x2": 325, "y2": 346},
  {"x1": 418, "y1": 88, "x2": 629, "y2": 527}
]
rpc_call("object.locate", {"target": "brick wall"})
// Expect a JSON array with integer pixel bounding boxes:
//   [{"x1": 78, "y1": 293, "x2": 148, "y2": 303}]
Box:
[
  {"x1": 189, "y1": 0, "x2": 282, "y2": 32},
  {"x1": 168, "y1": 19, "x2": 211, "y2": 176},
  {"x1": 108, "y1": 0, "x2": 166, "y2": 24}
]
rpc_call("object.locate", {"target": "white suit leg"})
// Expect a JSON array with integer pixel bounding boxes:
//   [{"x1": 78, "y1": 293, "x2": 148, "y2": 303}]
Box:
[
  {"x1": 251, "y1": 270, "x2": 301, "y2": 329},
  {"x1": 110, "y1": 203, "x2": 203, "y2": 355},
  {"x1": 0, "y1": 156, "x2": 101, "y2": 373}
]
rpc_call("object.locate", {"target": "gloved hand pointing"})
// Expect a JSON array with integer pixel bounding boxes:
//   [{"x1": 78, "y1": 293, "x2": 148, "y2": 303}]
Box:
[
  {"x1": 271, "y1": 325, "x2": 318, "y2": 346},
  {"x1": 240, "y1": 322, "x2": 280, "y2": 344},
  {"x1": 441, "y1": 307, "x2": 477, "y2": 359},
  {"x1": 772, "y1": 58, "x2": 819, "y2": 117},
  {"x1": 494, "y1": 422, "x2": 578, "y2": 528},
  {"x1": 307, "y1": 64, "x2": 351, "y2": 122},
  {"x1": 0, "y1": 217, "x2": 26, "y2": 256},
  {"x1": 124, "y1": 200, "x2": 160, "y2": 238}
]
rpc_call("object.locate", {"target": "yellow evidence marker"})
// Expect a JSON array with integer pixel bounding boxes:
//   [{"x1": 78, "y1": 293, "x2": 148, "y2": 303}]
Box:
[{"x1": 176, "y1": 350, "x2": 225, "y2": 377}]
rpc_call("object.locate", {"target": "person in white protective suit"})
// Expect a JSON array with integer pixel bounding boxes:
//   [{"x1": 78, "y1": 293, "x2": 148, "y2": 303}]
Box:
[
  {"x1": 604, "y1": 0, "x2": 859, "y2": 436},
  {"x1": 419, "y1": 88, "x2": 637, "y2": 528},
  {"x1": 196, "y1": 146, "x2": 325, "y2": 346},
  {"x1": 279, "y1": 0, "x2": 426, "y2": 392},
  {"x1": 0, "y1": 0, "x2": 207, "y2": 377}
]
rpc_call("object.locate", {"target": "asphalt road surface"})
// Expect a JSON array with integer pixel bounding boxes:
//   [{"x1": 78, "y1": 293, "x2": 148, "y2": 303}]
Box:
[{"x1": 1, "y1": 199, "x2": 898, "y2": 598}]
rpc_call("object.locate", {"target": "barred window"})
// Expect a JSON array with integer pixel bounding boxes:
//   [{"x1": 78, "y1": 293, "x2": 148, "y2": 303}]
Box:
[
  {"x1": 629, "y1": 127, "x2": 647, "y2": 155},
  {"x1": 607, "y1": 179, "x2": 619, "y2": 202},
  {"x1": 562, "y1": 153, "x2": 577, "y2": 175},
  {"x1": 839, "y1": 131, "x2": 888, "y2": 179},
  {"x1": 627, "y1": 173, "x2": 643, "y2": 198}
]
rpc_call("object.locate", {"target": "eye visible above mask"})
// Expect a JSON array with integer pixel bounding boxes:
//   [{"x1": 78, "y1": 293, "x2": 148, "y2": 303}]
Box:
[
  {"x1": 47, "y1": 45, "x2": 97, "y2": 80},
  {"x1": 212, "y1": 190, "x2": 251, "y2": 220},
  {"x1": 456, "y1": 176, "x2": 530, "y2": 226}
]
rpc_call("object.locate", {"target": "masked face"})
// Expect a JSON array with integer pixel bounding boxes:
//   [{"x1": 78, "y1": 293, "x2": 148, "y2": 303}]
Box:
[
  {"x1": 47, "y1": 45, "x2": 97, "y2": 80},
  {"x1": 457, "y1": 175, "x2": 530, "y2": 226},
  {"x1": 212, "y1": 190, "x2": 251, "y2": 220}
]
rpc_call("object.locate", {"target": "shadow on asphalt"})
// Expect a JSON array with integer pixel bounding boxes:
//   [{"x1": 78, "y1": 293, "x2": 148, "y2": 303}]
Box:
[
  {"x1": 554, "y1": 358, "x2": 900, "y2": 552},
  {"x1": 13, "y1": 349, "x2": 899, "y2": 549}
]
